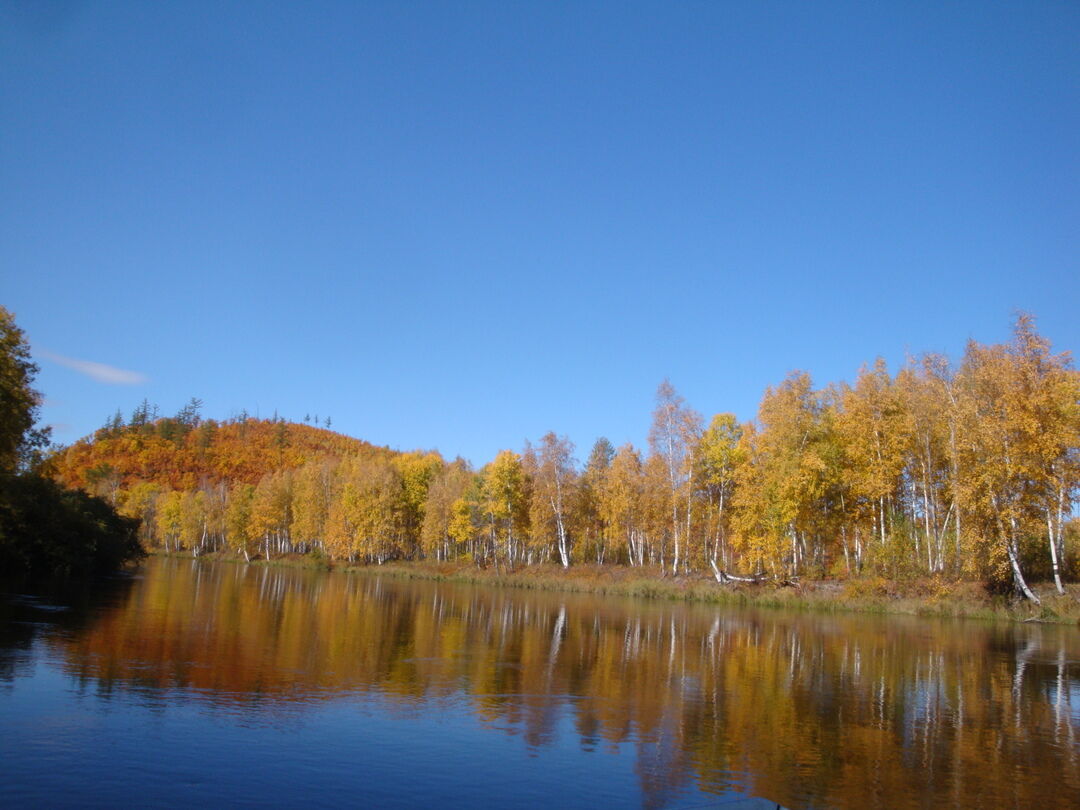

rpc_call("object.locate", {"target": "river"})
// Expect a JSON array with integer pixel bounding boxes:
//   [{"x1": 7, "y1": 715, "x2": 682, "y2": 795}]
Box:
[{"x1": 1, "y1": 557, "x2": 1078, "y2": 808}]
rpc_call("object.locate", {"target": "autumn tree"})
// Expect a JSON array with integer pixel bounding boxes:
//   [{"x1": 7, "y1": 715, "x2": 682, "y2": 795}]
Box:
[
  {"x1": 325, "y1": 457, "x2": 403, "y2": 563},
  {"x1": 602, "y1": 444, "x2": 645, "y2": 566},
  {"x1": 155, "y1": 490, "x2": 183, "y2": 552},
  {"x1": 895, "y1": 356, "x2": 959, "y2": 575},
  {"x1": 835, "y1": 358, "x2": 912, "y2": 575},
  {"x1": 732, "y1": 373, "x2": 836, "y2": 579},
  {"x1": 648, "y1": 380, "x2": 702, "y2": 575},
  {"x1": 291, "y1": 461, "x2": 335, "y2": 553},
  {"x1": 448, "y1": 488, "x2": 482, "y2": 563},
  {"x1": 1006, "y1": 315, "x2": 1079, "y2": 594},
  {"x1": 526, "y1": 433, "x2": 577, "y2": 568},
  {"x1": 954, "y1": 315, "x2": 1080, "y2": 602},
  {"x1": 249, "y1": 471, "x2": 294, "y2": 560},
  {"x1": 576, "y1": 438, "x2": 615, "y2": 564},
  {"x1": 482, "y1": 450, "x2": 529, "y2": 570},
  {"x1": 695, "y1": 414, "x2": 744, "y2": 578},
  {"x1": 420, "y1": 459, "x2": 473, "y2": 560},
  {"x1": 179, "y1": 490, "x2": 207, "y2": 555},
  {"x1": 642, "y1": 453, "x2": 673, "y2": 568},
  {"x1": 954, "y1": 336, "x2": 1039, "y2": 601},
  {"x1": 226, "y1": 483, "x2": 256, "y2": 561},
  {"x1": 396, "y1": 452, "x2": 443, "y2": 558}
]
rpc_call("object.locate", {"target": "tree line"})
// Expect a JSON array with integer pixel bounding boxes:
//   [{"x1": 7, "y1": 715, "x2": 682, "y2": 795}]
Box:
[{"x1": 56, "y1": 315, "x2": 1078, "y2": 602}]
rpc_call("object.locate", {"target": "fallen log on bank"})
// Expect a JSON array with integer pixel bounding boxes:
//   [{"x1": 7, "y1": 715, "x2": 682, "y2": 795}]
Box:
[{"x1": 710, "y1": 560, "x2": 763, "y2": 584}]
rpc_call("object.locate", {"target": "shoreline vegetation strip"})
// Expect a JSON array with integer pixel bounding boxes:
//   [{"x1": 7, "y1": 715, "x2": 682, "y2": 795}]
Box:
[{"x1": 151, "y1": 551, "x2": 1080, "y2": 626}]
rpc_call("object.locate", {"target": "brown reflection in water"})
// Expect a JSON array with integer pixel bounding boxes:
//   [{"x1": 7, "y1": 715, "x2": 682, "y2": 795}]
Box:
[{"x1": 52, "y1": 558, "x2": 1080, "y2": 809}]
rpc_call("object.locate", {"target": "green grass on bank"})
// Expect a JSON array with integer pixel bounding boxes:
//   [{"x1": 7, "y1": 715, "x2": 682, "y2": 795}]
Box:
[{"x1": 150, "y1": 550, "x2": 1080, "y2": 625}]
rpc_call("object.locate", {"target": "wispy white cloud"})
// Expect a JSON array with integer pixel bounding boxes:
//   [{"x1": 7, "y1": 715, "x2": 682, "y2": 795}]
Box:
[{"x1": 39, "y1": 350, "x2": 148, "y2": 385}]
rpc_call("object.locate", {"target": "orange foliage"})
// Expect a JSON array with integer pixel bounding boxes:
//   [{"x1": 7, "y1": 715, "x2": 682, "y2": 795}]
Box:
[{"x1": 50, "y1": 418, "x2": 396, "y2": 492}]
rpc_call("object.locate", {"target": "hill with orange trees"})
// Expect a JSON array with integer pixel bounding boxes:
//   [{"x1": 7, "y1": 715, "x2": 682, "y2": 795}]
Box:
[
  {"x1": 50, "y1": 409, "x2": 397, "y2": 495},
  {"x1": 46, "y1": 404, "x2": 441, "y2": 563}
]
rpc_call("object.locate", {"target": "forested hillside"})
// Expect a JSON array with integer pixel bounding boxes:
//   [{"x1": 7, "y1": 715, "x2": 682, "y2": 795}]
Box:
[
  {"x1": 52, "y1": 407, "x2": 393, "y2": 492},
  {"x1": 49, "y1": 315, "x2": 1079, "y2": 602}
]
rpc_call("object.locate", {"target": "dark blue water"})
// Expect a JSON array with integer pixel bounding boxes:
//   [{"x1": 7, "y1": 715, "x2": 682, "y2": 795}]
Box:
[{"x1": 2, "y1": 557, "x2": 1078, "y2": 808}]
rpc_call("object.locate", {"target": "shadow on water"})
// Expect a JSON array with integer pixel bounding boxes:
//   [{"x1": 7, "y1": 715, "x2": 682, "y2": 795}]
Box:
[
  {"x1": 0, "y1": 569, "x2": 136, "y2": 682},
  {"x1": 2, "y1": 556, "x2": 1079, "y2": 808}
]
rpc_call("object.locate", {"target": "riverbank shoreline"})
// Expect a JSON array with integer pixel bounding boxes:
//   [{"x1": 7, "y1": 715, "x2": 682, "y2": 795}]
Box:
[{"x1": 151, "y1": 551, "x2": 1080, "y2": 625}]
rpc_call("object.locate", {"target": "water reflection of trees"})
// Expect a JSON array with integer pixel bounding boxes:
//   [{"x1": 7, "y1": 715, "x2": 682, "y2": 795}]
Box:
[
  {"x1": 49, "y1": 560, "x2": 1080, "y2": 808},
  {"x1": 1, "y1": 573, "x2": 135, "y2": 684}
]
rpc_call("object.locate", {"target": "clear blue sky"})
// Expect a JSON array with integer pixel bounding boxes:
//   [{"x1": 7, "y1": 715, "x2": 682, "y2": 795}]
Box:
[{"x1": 2, "y1": 1, "x2": 1077, "y2": 465}]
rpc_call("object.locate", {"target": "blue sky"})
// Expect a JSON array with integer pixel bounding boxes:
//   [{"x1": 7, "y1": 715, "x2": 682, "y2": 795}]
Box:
[{"x1": 2, "y1": 1, "x2": 1077, "y2": 465}]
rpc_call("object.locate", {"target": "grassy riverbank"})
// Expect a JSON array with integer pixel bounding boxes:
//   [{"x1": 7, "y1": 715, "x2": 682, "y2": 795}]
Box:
[
  {"x1": 347, "y1": 561, "x2": 1080, "y2": 624},
  {"x1": 155, "y1": 551, "x2": 1080, "y2": 624}
]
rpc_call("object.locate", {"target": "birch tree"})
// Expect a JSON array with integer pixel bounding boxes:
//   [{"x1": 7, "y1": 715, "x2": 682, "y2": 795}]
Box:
[
  {"x1": 528, "y1": 432, "x2": 577, "y2": 568},
  {"x1": 836, "y1": 359, "x2": 911, "y2": 572},
  {"x1": 695, "y1": 413, "x2": 743, "y2": 578},
  {"x1": 483, "y1": 450, "x2": 528, "y2": 570},
  {"x1": 648, "y1": 380, "x2": 702, "y2": 575},
  {"x1": 955, "y1": 339, "x2": 1041, "y2": 602},
  {"x1": 576, "y1": 438, "x2": 615, "y2": 564},
  {"x1": 601, "y1": 444, "x2": 645, "y2": 566}
]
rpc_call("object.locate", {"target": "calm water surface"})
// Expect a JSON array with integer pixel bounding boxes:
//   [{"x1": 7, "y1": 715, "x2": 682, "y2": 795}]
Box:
[{"x1": 1, "y1": 557, "x2": 1079, "y2": 808}]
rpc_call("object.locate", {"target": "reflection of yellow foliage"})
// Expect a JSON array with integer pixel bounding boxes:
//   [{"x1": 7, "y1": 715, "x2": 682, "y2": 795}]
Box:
[{"x1": 55, "y1": 558, "x2": 1080, "y2": 809}]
